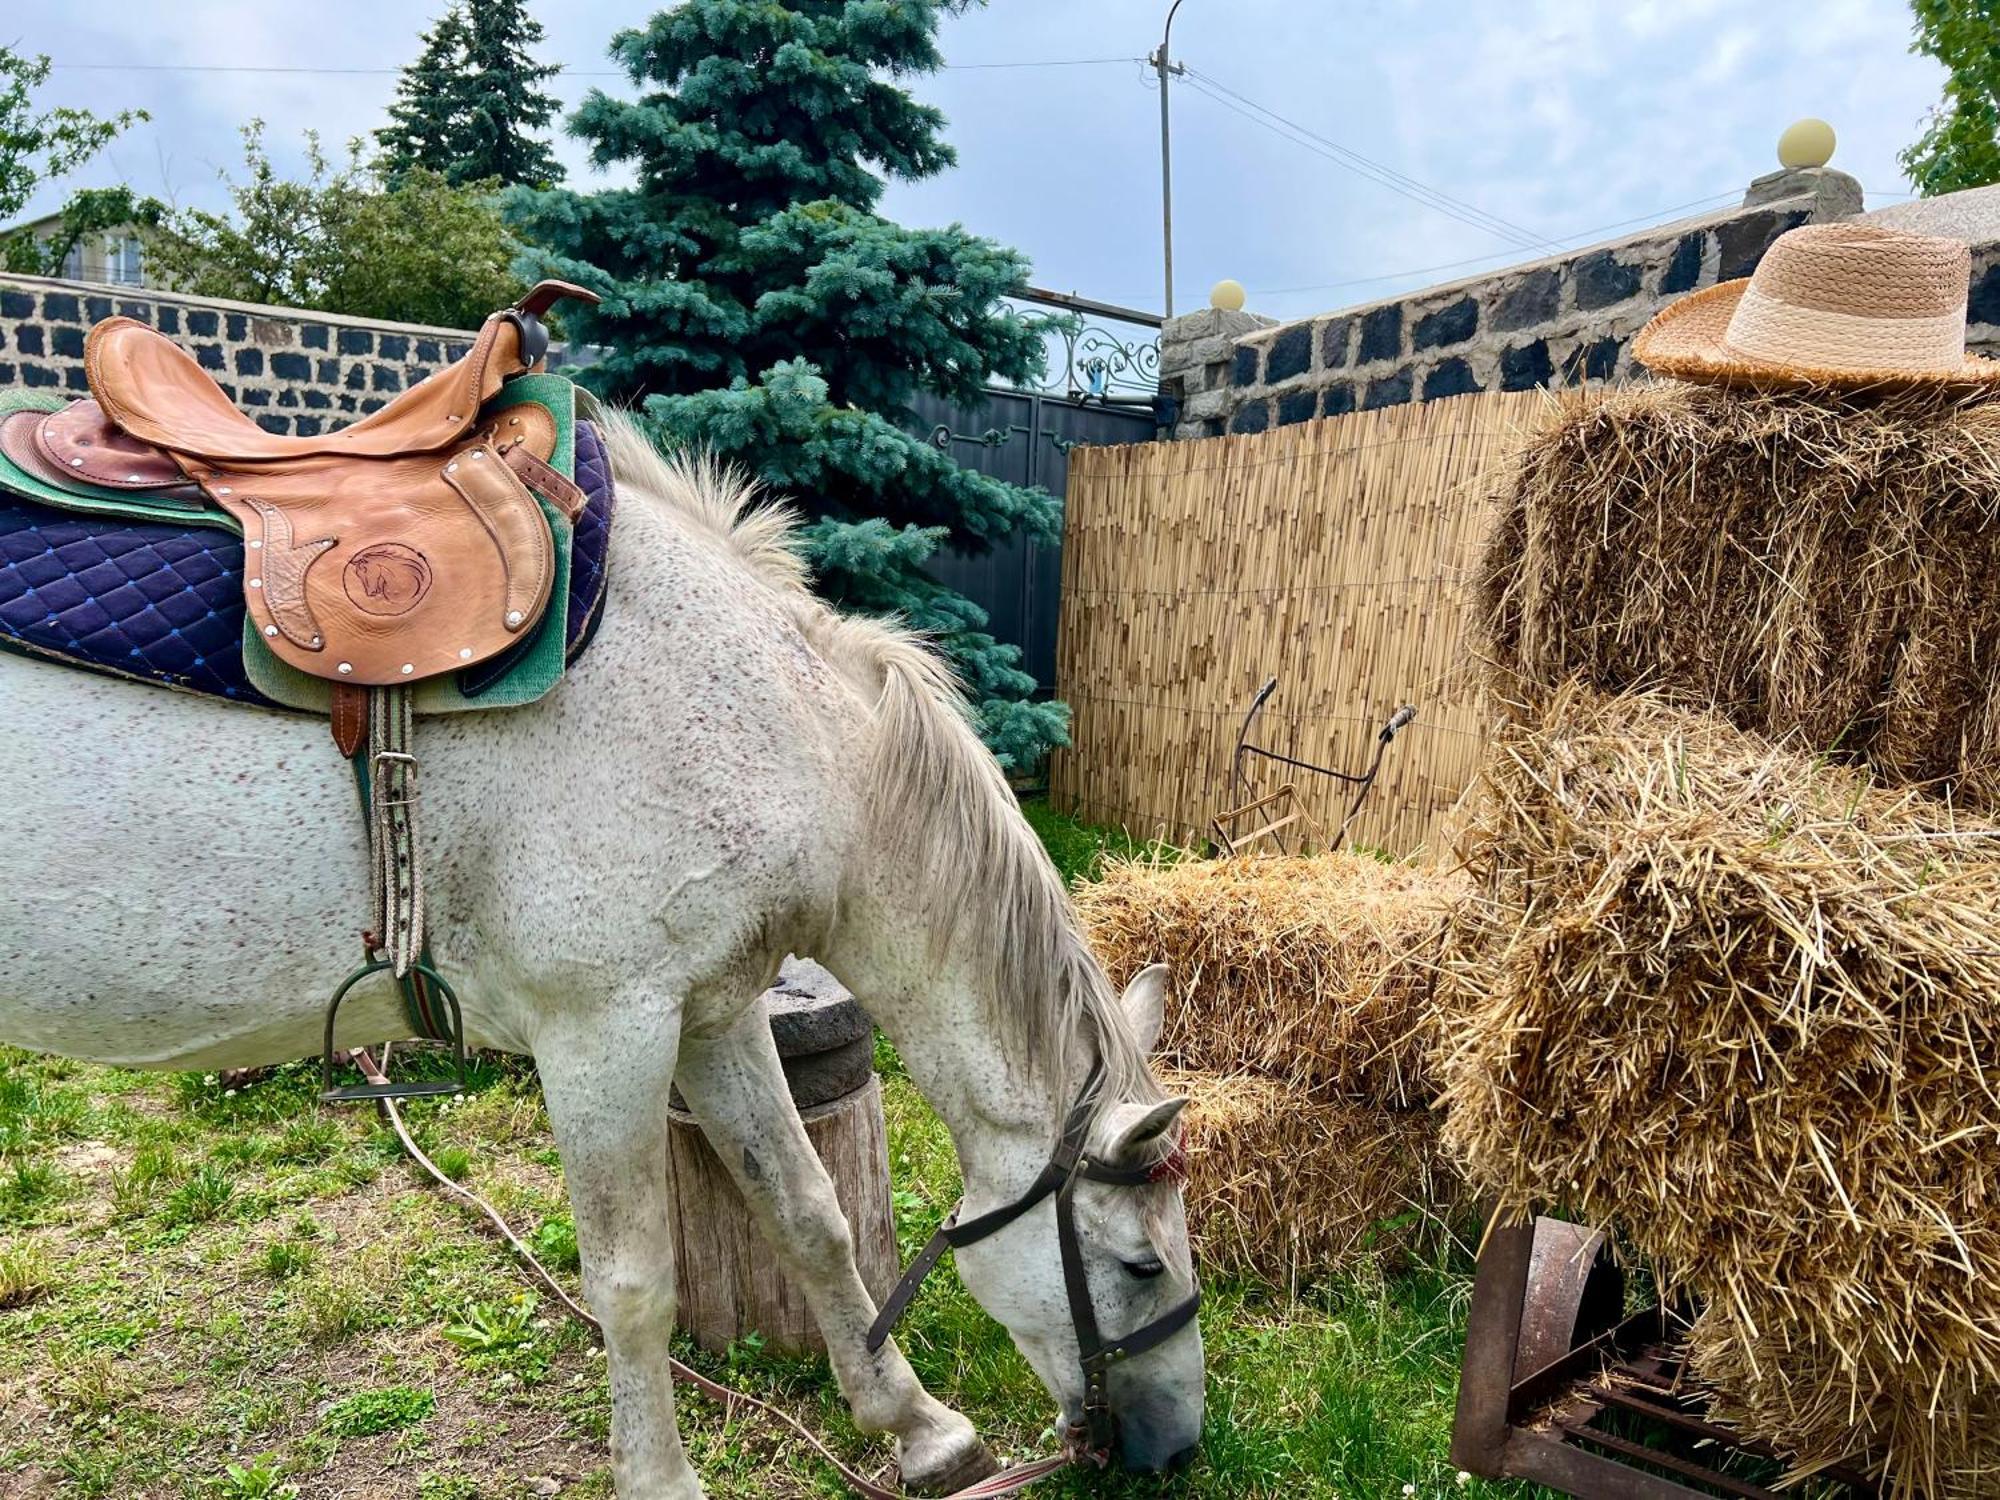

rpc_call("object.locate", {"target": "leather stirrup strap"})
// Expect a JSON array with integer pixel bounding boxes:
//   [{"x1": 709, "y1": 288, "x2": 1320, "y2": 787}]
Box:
[{"x1": 367, "y1": 684, "x2": 424, "y2": 978}]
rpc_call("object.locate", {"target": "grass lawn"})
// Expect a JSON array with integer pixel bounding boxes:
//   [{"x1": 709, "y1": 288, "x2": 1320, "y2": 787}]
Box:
[{"x1": 0, "y1": 803, "x2": 1541, "y2": 1499}]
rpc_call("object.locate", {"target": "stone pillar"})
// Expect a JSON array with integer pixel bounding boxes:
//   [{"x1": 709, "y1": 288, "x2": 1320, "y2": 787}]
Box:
[
  {"x1": 1159, "y1": 305, "x2": 1277, "y2": 440},
  {"x1": 665, "y1": 958, "x2": 896, "y2": 1355}
]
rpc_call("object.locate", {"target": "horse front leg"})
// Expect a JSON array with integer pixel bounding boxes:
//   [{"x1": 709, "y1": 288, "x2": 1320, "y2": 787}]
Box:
[
  {"x1": 675, "y1": 1004, "x2": 1000, "y2": 1495},
  {"x1": 535, "y1": 1008, "x2": 703, "y2": 1500}
]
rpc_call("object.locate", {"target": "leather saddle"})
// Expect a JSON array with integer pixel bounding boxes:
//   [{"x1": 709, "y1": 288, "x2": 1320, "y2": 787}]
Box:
[{"x1": 2, "y1": 280, "x2": 597, "y2": 692}]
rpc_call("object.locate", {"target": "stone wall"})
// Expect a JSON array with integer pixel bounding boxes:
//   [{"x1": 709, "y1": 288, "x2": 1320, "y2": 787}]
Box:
[
  {"x1": 0, "y1": 274, "x2": 582, "y2": 436},
  {"x1": 1159, "y1": 166, "x2": 1880, "y2": 440}
]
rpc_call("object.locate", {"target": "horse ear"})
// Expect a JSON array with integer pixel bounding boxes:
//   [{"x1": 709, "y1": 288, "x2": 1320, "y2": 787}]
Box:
[
  {"x1": 1101, "y1": 1097, "x2": 1188, "y2": 1163},
  {"x1": 1119, "y1": 964, "x2": 1172, "y2": 1054}
]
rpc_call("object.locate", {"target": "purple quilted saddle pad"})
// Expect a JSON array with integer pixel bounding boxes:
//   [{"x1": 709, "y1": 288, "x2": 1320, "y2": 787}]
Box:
[{"x1": 0, "y1": 419, "x2": 616, "y2": 708}]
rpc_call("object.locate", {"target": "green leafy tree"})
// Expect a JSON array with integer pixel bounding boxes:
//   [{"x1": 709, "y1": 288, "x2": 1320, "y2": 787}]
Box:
[
  {"x1": 148, "y1": 123, "x2": 526, "y2": 329},
  {"x1": 376, "y1": 1, "x2": 564, "y2": 189},
  {"x1": 506, "y1": 1, "x2": 1067, "y2": 769},
  {"x1": 1903, "y1": 0, "x2": 2000, "y2": 195},
  {"x1": 0, "y1": 47, "x2": 161, "y2": 274}
]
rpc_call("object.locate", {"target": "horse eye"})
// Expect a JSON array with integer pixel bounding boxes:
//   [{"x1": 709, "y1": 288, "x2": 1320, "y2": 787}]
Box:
[{"x1": 1122, "y1": 1259, "x2": 1166, "y2": 1281}]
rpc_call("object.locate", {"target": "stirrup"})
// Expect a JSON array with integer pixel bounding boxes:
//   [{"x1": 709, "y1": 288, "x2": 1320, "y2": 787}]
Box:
[{"x1": 319, "y1": 959, "x2": 469, "y2": 1102}]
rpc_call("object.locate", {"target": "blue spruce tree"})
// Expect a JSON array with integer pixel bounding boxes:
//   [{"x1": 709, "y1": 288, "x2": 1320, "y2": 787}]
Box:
[{"x1": 505, "y1": 0, "x2": 1068, "y2": 769}]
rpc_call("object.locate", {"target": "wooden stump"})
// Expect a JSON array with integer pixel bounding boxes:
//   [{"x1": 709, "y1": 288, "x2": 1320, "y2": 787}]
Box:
[{"x1": 666, "y1": 1074, "x2": 897, "y2": 1354}]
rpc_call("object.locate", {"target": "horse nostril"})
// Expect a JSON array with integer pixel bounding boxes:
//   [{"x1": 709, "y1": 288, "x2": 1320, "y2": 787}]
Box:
[{"x1": 1168, "y1": 1442, "x2": 1199, "y2": 1472}]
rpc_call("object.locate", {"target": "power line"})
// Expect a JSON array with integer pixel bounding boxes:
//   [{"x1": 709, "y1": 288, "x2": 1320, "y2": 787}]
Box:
[
  {"x1": 46, "y1": 56, "x2": 1139, "y2": 77},
  {"x1": 1180, "y1": 67, "x2": 1563, "y2": 255},
  {"x1": 1245, "y1": 189, "x2": 1746, "y2": 302}
]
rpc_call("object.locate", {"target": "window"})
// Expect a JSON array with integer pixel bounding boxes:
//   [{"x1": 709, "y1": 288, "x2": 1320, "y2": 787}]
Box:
[{"x1": 107, "y1": 234, "x2": 144, "y2": 287}]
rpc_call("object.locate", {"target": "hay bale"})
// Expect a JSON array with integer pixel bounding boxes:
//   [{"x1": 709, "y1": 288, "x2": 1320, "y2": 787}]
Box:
[
  {"x1": 1172, "y1": 1070, "x2": 1460, "y2": 1286},
  {"x1": 1077, "y1": 854, "x2": 1458, "y2": 1107},
  {"x1": 1480, "y1": 382, "x2": 2000, "y2": 809},
  {"x1": 1438, "y1": 684, "x2": 2000, "y2": 1498}
]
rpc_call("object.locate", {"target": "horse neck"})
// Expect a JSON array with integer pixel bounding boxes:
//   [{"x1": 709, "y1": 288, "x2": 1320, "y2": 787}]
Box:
[{"x1": 827, "y1": 894, "x2": 1091, "y2": 1212}]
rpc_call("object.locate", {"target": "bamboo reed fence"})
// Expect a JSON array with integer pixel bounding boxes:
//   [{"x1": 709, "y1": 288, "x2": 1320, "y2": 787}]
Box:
[{"x1": 1051, "y1": 389, "x2": 1551, "y2": 857}]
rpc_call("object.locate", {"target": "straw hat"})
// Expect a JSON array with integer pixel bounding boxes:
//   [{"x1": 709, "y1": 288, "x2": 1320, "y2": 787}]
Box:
[{"x1": 1632, "y1": 221, "x2": 2000, "y2": 389}]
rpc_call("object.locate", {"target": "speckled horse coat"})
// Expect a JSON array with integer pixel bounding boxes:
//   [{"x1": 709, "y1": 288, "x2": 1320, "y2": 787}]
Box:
[{"x1": 0, "y1": 416, "x2": 1204, "y2": 1499}]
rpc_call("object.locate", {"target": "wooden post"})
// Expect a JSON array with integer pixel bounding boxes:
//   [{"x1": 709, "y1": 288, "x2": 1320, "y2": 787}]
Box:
[{"x1": 665, "y1": 960, "x2": 897, "y2": 1355}]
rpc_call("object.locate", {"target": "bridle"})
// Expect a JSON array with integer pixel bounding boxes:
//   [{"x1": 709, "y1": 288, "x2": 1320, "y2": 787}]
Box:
[{"x1": 866, "y1": 1062, "x2": 1203, "y2": 1461}]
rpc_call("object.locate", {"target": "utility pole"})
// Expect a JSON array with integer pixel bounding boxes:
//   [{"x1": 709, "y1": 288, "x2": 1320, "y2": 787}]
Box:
[{"x1": 1151, "y1": 0, "x2": 1187, "y2": 319}]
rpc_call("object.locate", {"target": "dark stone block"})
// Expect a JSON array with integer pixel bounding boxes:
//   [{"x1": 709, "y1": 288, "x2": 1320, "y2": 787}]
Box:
[
  {"x1": 117, "y1": 300, "x2": 149, "y2": 320},
  {"x1": 1363, "y1": 368, "x2": 1413, "y2": 409},
  {"x1": 1413, "y1": 295, "x2": 1479, "y2": 351},
  {"x1": 1358, "y1": 303, "x2": 1403, "y2": 363},
  {"x1": 1500, "y1": 340, "x2": 1555, "y2": 391},
  {"x1": 255, "y1": 414, "x2": 289, "y2": 434},
  {"x1": 156, "y1": 306, "x2": 179, "y2": 335},
  {"x1": 242, "y1": 387, "x2": 271, "y2": 407},
  {"x1": 768, "y1": 959, "x2": 873, "y2": 1054},
  {"x1": 1573, "y1": 250, "x2": 1642, "y2": 310},
  {"x1": 303, "y1": 388, "x2": 332, "y2": 410},
  {"x1": 64, "y1": 366, "x2": 89, "y2": 391},
  {"x1": 1230, "y1": 343, "x2": 1261, "y2": 388},
  {"x1": 225, "y1": 313, "x2": 247, "y2": 341},
  {"x1": 338, "y1": 394, "x2": 358, "y2": 412},
  {"x1": 1492, "y1": 268, "x2": 1560, "y2": 332},
  {"x1": 271, "y1": 351, "x2": 311, "y2": 381},
  {"x1": 1660, "y1": 231, "x2": 1707, "y2": 296},
  {"x1": 217, "y1": 382, "x2": 237, "y2": 401},
  {"x1": 1717, "y1": 208, "x2": 1809, "y2": 280},
  {"x1": 294, "y1": 415, "x2": 324, "y2": 436},
  {"x1": 186, "y1": 309, "x2": 219, "y2": 337},
  {"x1": 195, "y1": 344, "x2": 225, "y2": 370},
  {"x1": 446, "y1": 342, "x2": 471, "y2": 360},
  {"x1": 1229, "y1": 400, "x2": 1271, "y2": 434},
  {"x1": 345, "y1": 364, "x2": 367, "y2": 390},
  {"x1": 1563, "y1": 335, "x2": 1623, "y2": 384},
  {"x1": 1421, "y1": 356, "x2": 1482, "y2": 399},
  {"x1": 51, "y1": 326, "x2": 83, "y2": 358},
  {"x1": 277, "y1": 388, "x2": 298, "y2": 408},
  {"x1": 377, "y1": 333, "x2": 409, "y2": 361},
  {"x1": 1971, "y1": 261, "x2": 2000, "y2": 328},
  {"x1": 0, "y1": 290, "x2": 34, "y2": 318},
  {"x1": 1318, "y1": 315, "x2": 1355, "y2": 368},
  {"x1": 359, "y1": 396, "x2": 386, "y2": 414},
  {"x1": 337, "y1": 327, "x2": 374, "y2": 356},
  {"x1": 41, "y1": 293, "x2": 79, "y2": 322},
  {"x1": 1322, "y1": 381, "x2": 1356, "y2": 416},
  {"x1": 302, "y1": 324, "x2": 328, "y2": 350},
  {"x1": 371, "y1": 363, "x2": 403, "y2": 392},
  {"x1": 0, "y1": 363, "x2": 14, "y2": 384},
  {"x1": 416, "y1": 338, "x2": 441, "y2": 362},
  {"x1": 317, "y1": 358, "x2": 340, "y2": 383},
  {"x1": 1266, "y1": 324, "x2": 1312, "y2": 383},
  {"x1": 84, "y1": 296, "x2": 112, "y2": 322},
  {"x1": 234, "y1": 347, "x2": 264, "y2": 376},
  {"x1": 1277, "y1": 387, "x2": 1319, "y2": 425},
  {"x1": 15, "y1": 325, "x2": 44, "y2": 356},
  {"x1": 22, "y1": 363, "x2": 59, "y2": 387}
]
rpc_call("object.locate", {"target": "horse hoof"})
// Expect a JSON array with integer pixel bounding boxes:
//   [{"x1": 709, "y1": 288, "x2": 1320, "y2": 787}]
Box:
[{"x1": 900, "y1": 1435, "x2": 1001, "y2": 1496}]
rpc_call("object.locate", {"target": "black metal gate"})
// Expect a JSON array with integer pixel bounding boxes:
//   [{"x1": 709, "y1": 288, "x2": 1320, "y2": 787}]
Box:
[{"x1": 907, "y1": 387, "x2": 1157, "y2": 691}]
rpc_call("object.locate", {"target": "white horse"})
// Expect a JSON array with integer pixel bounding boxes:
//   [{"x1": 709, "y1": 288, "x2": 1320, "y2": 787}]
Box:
[{"x1": 0, "y1": 413, "x2": 1205, "y2": 1498}]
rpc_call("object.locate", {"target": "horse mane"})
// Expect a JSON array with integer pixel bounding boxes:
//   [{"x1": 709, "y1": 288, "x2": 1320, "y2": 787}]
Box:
[{"x1": 592, "y1": 408, "x2": 1159, "y2": 1114}]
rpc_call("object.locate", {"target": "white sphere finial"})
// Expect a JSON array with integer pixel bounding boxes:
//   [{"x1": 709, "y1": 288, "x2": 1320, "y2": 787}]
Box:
[
  {"x1": 1209, "y1": 278, "x2": 1246, "y2": 312},
  {"x1": 1777, "y1": 118, "x2": 1835, "y2": 170}
]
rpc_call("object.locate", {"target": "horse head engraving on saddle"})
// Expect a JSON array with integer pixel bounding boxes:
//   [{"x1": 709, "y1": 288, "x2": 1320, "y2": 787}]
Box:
[{"x1": 24, "y1": 279, "x2": 598, "y2": 687}]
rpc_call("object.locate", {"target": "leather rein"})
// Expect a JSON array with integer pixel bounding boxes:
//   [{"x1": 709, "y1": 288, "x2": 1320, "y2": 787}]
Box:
[{"x1": 866, "y1": 1062, "x2": 1202, "y2": 1463}]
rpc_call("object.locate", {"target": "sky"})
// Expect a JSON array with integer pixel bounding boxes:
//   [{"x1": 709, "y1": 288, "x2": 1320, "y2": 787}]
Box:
[{"x1": 9, "y1": 1, "x2": 1947, "y2": 323}]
